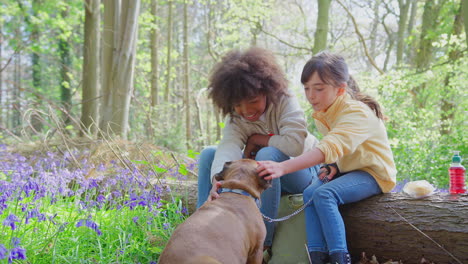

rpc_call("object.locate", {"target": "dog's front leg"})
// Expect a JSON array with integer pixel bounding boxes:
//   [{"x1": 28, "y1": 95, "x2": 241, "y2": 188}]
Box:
[{"x1": 247, "y1": 246, "x2": 264, "y2": 264}]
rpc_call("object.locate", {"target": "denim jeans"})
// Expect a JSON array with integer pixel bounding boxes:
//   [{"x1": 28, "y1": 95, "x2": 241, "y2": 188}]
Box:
[
  {"x1": 303, "y1": 170, "x2": 382, "y2": 254},
  {"x1": 197, "y1": 145, "x2": 320, "y2": 247}
]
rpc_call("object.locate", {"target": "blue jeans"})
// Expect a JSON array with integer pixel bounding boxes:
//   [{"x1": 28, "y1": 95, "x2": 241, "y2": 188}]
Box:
[
  {"x1": 303, "y1": 170, "x2": 382, "y2": 254},
  {"x1": 197, "y1": 145, "x2": 320, "y2": 247}
]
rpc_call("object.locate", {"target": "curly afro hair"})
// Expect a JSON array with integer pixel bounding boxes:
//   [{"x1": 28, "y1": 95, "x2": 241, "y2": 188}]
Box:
[{"x1": 208, "y1": 47, "x2": 289, "y2": 117}]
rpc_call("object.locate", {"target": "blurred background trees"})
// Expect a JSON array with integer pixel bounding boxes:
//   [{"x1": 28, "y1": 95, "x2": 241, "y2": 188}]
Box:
[{"x1": 0, "y1": 0, "x2": 466, "y2": 187}]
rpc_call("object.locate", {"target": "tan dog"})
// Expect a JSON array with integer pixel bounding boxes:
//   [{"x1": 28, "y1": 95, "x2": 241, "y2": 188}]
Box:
[{"x1": 158, "y1": 159, "x2": 271, "y2": 264}]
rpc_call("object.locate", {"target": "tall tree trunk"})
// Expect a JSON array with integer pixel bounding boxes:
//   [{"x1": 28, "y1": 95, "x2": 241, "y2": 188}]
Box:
[
  {"x1": 29, "y1": 0, "x2": 43, "y2": 133},
  {"x1": 81, "y1": 0, "x2": 101, "y2": 136},
  {"x1": 150, "y1": 0, "x2": 159, "y2": 107},
  {"x1": 405, "y1": 0, "x2": 418, "y2": 64},
  {"x1": 183, "y1": 0, "x2": 191, "y2": 149},
  {"x1": 13, "y1": 42, "x2": 21, "y2": 134},
  {"x1": 413, "y1": 0, "x2": 442, "y2": 107},
  {"x1": 100, "y1": 0, "x2": 141, "y2": 139},
  {"x1": 165, "y1": 0, "x2": 173, "y2": 102},
  {"x1": 148, "y1": 0, "x2": 160, "y2": 139},
  {"x1": 59, "y1": 7, "x2": 72, "y2": 126},
  {"x1": 31, "y1": 0, "x2": 41, "y2": 92},
  {"x1": 396, "y1": 0, "x2": 410, "y2": 66},
  {"x1": 440, "y1": 2, "x2": 463, "y2": 135},
  {"x1": 81, "y1": 0, "x2": 100, "y2": 135},
  {"x1": 415, "y1": 0, "x2": 441, "y2": 71},
  {"x1": 312, "y1": 0, "x2": 331, "y2": 54},
  {"x1": 367, "y1": 0, "x2": 381, "y2": 72}
]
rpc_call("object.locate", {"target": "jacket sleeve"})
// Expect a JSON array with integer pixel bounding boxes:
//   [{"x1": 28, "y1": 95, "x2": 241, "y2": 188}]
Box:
[
  {"x1": 210, "y1": 116, "x2": 246, "y2": 181},
  {"x1": 268, "y1": 96, "x2": 311, "y2": 157},
  {"x1": 316, "y1": 106, "x2": 371, "y2": 163}
]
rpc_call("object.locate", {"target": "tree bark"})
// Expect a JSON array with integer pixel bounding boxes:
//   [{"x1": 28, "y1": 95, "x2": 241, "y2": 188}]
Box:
[
  {"x1": 415, "y1": 0, "x2": 441, "y2": 71},
  {"x1": 367, "y1": 0, "x2": 381, "y2": 72},
  {"x1": 413, "y1": 0, "x2": 442, "y2": 107},
  {"x1": 396, "y1": 0, "x2": 410, "y2": 66},
  {"x1": 165, "y1": 0, "x2": 173, "y2": 102},
  {"x1": 342, "y1": 193, "x2": 468, "y2": 264},
  {"x1": 100, "y1": 0, "x2": 141, "y2": 139},
  {"x1": 59, "y1": 7, "x2": 72, "y2": 126},
  {"x1": 183, "y1": 0, "x2": 191, "y2": 150},
  {"x1": 150, "y1": 0, "x2": 159, "y2": 107},
  {"x1": 12, "y1": 28, "x2": 21, "y2": 134},
  {"x1": 405, "y1": 0, "x2": 418, "y2": 64},
  {"x1": 312, "y1": 0, "x2": 331, "y2": 54},
  {"x1": 81, "y1": 0, "x2": 101, "y2": 136}
]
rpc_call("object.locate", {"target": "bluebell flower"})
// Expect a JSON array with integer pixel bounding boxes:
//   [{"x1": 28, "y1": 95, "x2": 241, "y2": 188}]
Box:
[
  {"x1": 76, "y1": 218, "x2": 102, "y2": 236},
  {"x1": 97, "y1": 163, "x2": 106, "y2": 171},
  {"x1": 0, "y1": 244, "x2": 7, "y2": 260},
  {"x1": 76, "y1": 219, "x2": 85, "y2": 228},
  {"x1": 96, "y1": 194, "x2": 106, "y2": 203},
  {"x1": 9, "y1": 247, "x2": 26, "y2": 263},
  {"x1": 3, "y1": 214, "x2": 20, "y2": 230},
  {"x1": 132, "y1": 216, "x2": 139, "y2": 224},
  {"x1": 181, "y1": 207, "x2": 188, "y2": 215}
]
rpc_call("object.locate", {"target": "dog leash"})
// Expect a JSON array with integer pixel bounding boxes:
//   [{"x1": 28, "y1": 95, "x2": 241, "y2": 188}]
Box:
[
  {"x1": 261, "y1": 196, "x2": 313, "y2": 223},
  {"x1": 261, "y1": 176, "x2": 330, "y2": 223}
]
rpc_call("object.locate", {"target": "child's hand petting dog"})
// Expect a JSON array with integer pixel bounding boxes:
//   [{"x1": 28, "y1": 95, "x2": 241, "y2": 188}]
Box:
[{"x1": 206, "y1": 180, "x2": 223, "y2": 203}]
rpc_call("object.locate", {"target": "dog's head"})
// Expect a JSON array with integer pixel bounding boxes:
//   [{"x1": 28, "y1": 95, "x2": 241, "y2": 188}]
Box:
[{"x1": 214, "y1": 159, "x2": 271, "y2": 199}]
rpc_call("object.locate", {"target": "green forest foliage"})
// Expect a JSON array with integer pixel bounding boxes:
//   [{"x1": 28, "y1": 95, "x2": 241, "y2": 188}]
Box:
[{"x1": 0, "y1": 0, "x2": 466, "y2": 189}]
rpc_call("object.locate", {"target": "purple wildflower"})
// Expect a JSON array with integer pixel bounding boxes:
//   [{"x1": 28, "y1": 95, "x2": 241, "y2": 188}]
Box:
[
  {"x1": 0, "y1": 244, "x2": 7, "y2": 260},
  {"x1": 76, "y1": 218, "x2": 102, "y2": 236},
  {"x1": 132, "y1": 216, "x2": 139, "y2": 224},
  {"x1": 76, "y1": 219, "x2": 84, "y2": 227},
  {"x1": 23, "y1": 180, "x2": 40, "y2": 197},
  {"x1": 25, "y1": 208, "x2": 46, "y2": 224},
  {"x1": 8, "y1": 247, "x2": 26, "y2": 263},
  {"x1": 163, "y1": 222, "x2": 170, "y2": 230},
  {"x1": 3, "y1": 214, "x2": 20, "y2": 230},
  {"x1": 97, "y1": 163, "x2": 106, "y2": 171},
  {"x1": 181, "y1": 207, "x2": 189, "y2": 215},
  {"x1": 96, "y1": 194, "x2": 106, "y2": 203}
]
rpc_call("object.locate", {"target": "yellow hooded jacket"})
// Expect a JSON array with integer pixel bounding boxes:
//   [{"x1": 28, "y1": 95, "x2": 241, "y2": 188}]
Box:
[{"x1": 313, "y1": 93, "x2": 397, "y2": 193}]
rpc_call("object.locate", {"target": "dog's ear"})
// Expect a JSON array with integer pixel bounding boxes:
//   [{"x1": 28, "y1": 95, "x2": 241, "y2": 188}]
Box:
[
  {"x1": 214, "y1": 161, "x2": 232, "y2": 181},
  {"x1": 258, "y1": 175, "x2": 272, "y2": 190}
]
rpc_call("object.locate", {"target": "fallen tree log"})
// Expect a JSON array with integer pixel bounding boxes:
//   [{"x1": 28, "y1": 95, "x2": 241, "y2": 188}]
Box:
[
  {"x1": 341, "y1": 192, "x2": 468, "y2": 264},
  {"x1": 162, "y1": 180, "x2": 468, "y2": 264}
]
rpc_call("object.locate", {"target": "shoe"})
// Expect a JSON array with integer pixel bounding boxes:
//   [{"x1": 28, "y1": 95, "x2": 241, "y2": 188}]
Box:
[
  {"x1": 329, "y1": 252, "x2": 351, "y2": 264},
  {"x1": 308, "y1": 251, "x2": 329, "y2": 264}
]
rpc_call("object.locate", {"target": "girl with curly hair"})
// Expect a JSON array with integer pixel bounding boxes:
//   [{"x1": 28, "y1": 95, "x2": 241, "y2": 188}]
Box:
[{"x1": 197, "y1": 47, "x2": 320, "y2": 258}]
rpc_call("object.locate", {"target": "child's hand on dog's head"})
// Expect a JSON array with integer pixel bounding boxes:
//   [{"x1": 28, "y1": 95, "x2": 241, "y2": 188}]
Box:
[
  {"x1": 256, "y1": 160, "x2": 286, "y2": 180},
  {"x1": 206, "y1": 181, "x2": 223, "y2": 203}
]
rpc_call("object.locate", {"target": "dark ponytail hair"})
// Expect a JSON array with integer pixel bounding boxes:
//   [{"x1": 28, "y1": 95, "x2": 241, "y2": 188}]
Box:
[{"x1": 301, "y1": 52, "x2": 384, "y2": 120}]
